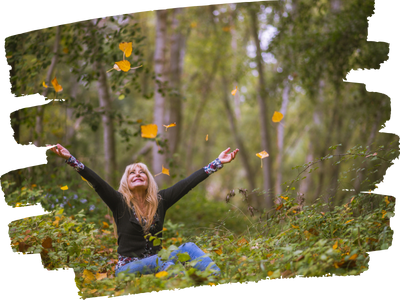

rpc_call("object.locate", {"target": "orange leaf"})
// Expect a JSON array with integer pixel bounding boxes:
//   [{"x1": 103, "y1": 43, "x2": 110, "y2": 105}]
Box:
[
  {"x1": 115, "y1": 60, "x2": 131, "y2": 72},
  {"x1": 42, "y1": 237, "x2": 52, "y2": 249},
  {"x1": 206, "y1": 134, "x2": 208, "y2": 141},
  {"x1": 60, "y1": 185, "x2": 68, "y2": 191},
  {"x1": 384, "y1": 196, "x2": 390, "y2": 205},
  {"x1": 95, "y1": 272, "x2": 107, "y2": 281},
  {"x1": 280, "y1": 196, "x2": 288, "y2": 200},
  {"x1": 51, "y1": 77, "x2": 63, "y2": 92},
  {"x1": 208, "y1": 282, "x2": 216, "y2": 286},
  {"x1": 231, "y1": 86, "x2": 238, "y2": 95},
  {"x1": 102, "y1": 222, "x2": 109, "y2": 229},
  {"x1": 42, "y1": 81, "x2": 48, "y2": 88},
  {"x1": 345, "y1": 219, "x2": 354, "y2": 224},
  {"x1": 237, "y1": 238, "x2": 248, "y2": 246},
  {"x1": 119, "y1": 42, "x2": 133, "y2": 57},
  {"x1": 213, "y1": 247, "x2": 223, "y2": 255},
  {"x1": 190, "y1": 21, "x2": 197, "y2": 28},
  {"x1": 83, "y1": 269, "x2": 96, "y2": 284},
  {"x1": 382, "y1": 210, "x2": 387, "y2": 218},
  {"x1": 349, "y1": 254, "x2": 358, "y2": 260},
  {"x1": 333, "y1": 241, "x2": 338, "y2": 250},
  {"x1": 163, "y1": 122, "x2": 176, "y2": 131},
  {"x1": 272, "y1": 111, "x2": 284, "y2": 123},
  {"x1": 276, "y1": 204, "x2": 283, "y2": 210},
  {"x1": 291, "y1": 224, "x2": 299, "y2": 229},
  {"x1": 141, "y1": 124, "x2": 158, "y2": 138}
]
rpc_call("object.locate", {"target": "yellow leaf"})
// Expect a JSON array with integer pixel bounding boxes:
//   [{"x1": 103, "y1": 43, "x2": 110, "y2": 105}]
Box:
[
  {"x1": 162, "y1": 166, "x2": 170, "y2": 176},
  {"x1": 60, "y1": 185, "x2": 68, "y2": 191},
  {"x1": 163, "y1": 122, "x2": 176, "y2": 131},
  {"x1": 115, "y1": 60, "x2": 131, "y2": 72},
  {"x1": 53, "y1": 219, "x2": 59, "y2": 227},
  {"x1": 231, "y1": 86, "x2": 238, "y2": 95},
  {"x1": 345, "y1": 219, "x2": 354, "y2": 224},
  {"x1": 81, "y1": 176, "x2": 87, "y2": 182},
  {"x1": 95, "y1": 272, "x2": 107, "y2": 281},
  {"x1": 51, "y1": 77, "x2": 63, "y2": 93},
  {"x1": 256, "y1": 150, "x2": 269, "y2": 159},
  {"x1": 213, "y1": 247, "x2": 223, "y2": 255},
  {"x1": 208, "y1": 282, "x2": 216, "y2": 286},
  {"x1": 42, "y1": 81, "x2": 48, "y2": 88},
  {"x1": 102, "y1": 222, "x2": 109, "y2": 229},
  {"x1": 267, "y1": 271, "x2": 273, "y2": 276},
  {"x1": 349, "y1": 253, "x2": 358, "y2": 260},
  {"x1": 333, "y1": 241, "x2": 338, "y2": 250},
  {"x1": 163, "y1": 227, "x2": 167, "y2": 231},
  {"x1": 119, "y1": 42, "x2": 133, "y2": 57},
  {"x1": 82, "y1": 269, "x2": 96, "y2": 284},
  {"x1": 206, "y1": 134, "x2": 208, "y2": 141},
  {"x1": 382, "y1": 210, "x2": 387, "y2": 218},
  {"x1": 155, "y1": 271, "x2": 168, "y2": 278},
  {"x1": 190, "y1": 21, "x2": 197, "y2": 28},
  {"x1": 291, "y1": 225, "x2": 299, "y2": 229},
  {"x1": 16, "y1": 202, "x2": 22, "y2": 207},
  {"x1": 385, "y1": 196, "x2": 390, "y2": 205},
  {"x1": 141, "y1": 124, "x2": 158, "y2": 138},
  {"x1": 272, "y1": 111, "x2": 284, "y2": 123},
  {"x1": 280, "y1": 196, "x2": 288, "y2": 200}
]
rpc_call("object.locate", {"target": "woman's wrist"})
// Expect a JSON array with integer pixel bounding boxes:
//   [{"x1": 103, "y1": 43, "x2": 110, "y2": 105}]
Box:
[
  {"x1": 65, "y1": 155, "x2": 85, "y2": 171},
  {"x1": 203, "y1": 158, "x2": 223, "y2": 175}
]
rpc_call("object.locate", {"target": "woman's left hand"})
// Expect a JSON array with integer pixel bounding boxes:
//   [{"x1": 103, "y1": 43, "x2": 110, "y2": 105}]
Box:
[{"x1": 218, "y1": 147, "x2": 239, "y2": 164}]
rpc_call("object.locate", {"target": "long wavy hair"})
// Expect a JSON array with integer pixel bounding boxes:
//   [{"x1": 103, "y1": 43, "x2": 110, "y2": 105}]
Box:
[{"x1": 115, "y1": 163, "x2": 159, "y2": 235}]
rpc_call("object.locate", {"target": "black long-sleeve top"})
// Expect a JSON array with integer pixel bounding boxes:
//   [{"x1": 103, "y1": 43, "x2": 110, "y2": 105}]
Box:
[{"x1": 68, "y1": 157, "x2": 222, "y2": 258}]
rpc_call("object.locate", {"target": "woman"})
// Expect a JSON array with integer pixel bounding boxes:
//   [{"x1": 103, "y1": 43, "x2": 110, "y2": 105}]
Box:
[{"x1": 49, "y1": 144, "x2": 239, "y2": 277}]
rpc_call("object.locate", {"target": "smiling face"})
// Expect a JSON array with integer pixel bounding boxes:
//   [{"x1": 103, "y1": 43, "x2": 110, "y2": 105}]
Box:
[{"x1": 127, "y1": 165, "x2": 149, "y2": 192}]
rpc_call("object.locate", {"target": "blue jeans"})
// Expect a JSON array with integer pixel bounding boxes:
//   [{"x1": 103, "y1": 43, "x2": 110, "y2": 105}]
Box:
[{"x1": 115, "y1": 242, "x2": 220, "y2": 276}]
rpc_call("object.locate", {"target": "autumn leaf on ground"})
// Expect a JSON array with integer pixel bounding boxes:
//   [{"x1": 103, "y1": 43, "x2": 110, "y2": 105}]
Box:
[
  {"x1": 119, "y1": 42, "x2": 133, "y2": 58},
  {"x1": 83, "y1": 269, "x2": 96, "y2": 284},
  {"x1": 231, "y1": 86, "x2": 238, "y2": 95},
  {"x1": 60, "y1": 185, "x2": 68, "y2": 191},
  {"x1": 272, "y1": 111, "x2": 284, "y2": 123},
  {"x1": 51, "y1": 77, "x2": 63, "y2": 92},
  {"x1": 141, "y1": 124, "x2": 158, "y2": 138},
  {"x1": 95, "y1": 272, "x2": 107, "y2": 281},
  {"x1": 256, "y1": 150, "x2": 269, "y2": 168},
  {"x1": 163, "y1": 122, "x2": 176, "y2": 131},
  {"x1": 155, "y1": 271, "x2": 168, "y2": 278}
]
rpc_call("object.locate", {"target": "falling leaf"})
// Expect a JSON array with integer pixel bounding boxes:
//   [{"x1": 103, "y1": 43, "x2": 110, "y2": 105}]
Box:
[
  {"x1": 161, "y1": 166, "x2": 170, "y2": 176},
  {"x1": 155, "y1": 271, "x2": 168, "y2": 278},
  {"x1": 42, "y1": 81, "x2": 48, "y2": 88},
  {"x1": 272, "y1": 111, "x2": 284, "y2": 123},
  {"x1": 256, "y1": 150, "x2": 269, "y2": 168},
  {"x1": 231, "y1": 86, "x2": 238, "y2": 95},
  {"x1": 141, "y1": 124, "x2": 158, "y2": 138},
  {"x1": 163, "y1": 122, "x2": 176, "y2": 131},
  {"x1": 256, "y1": 150, "x2": 269, "y2": 159},
  {"x1": 333, "y1": 241, "x2": 338, "y2": 249},
  {"x1": 51, "y1": 77, "x2": 63, "y2": 92},
  {"x1": 206, "y1": 134, "x2": 208, "y2": 141},
  {"x1": 60, "y1": 185, "x2": 68, "y2": 191},
  {"x1": 222, "y1": 26, "x2": 231, "y2": 32},
  {"x1": 115, "y1": 60, "x2": 131, "y2": 72},
  {"x1": 119, "y1": 42, "x2": 133, "y2": 57}
]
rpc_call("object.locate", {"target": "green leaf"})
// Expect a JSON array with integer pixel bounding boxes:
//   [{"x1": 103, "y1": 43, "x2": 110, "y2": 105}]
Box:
[{"x1": 177, "y1": 253, "x2": 191, "y2": 262}]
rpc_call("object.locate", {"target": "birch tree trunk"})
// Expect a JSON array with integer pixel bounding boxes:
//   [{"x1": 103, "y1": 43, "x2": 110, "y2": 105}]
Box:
[
  {"x1": 153, "y1": 10, "x2": 168, "y2": 185},
  {"x1": 275, "y1": 81, "x2": 290, "y2": 195},
  {"x1": 249, "y1": 7, "x2": 273, "y2": 208},
  {"x1": 34, "y1": 26, "x2": 61, "y2": 146},
  {"x1": 166, "y1": 8, "x2": 185, "y2": 156}
]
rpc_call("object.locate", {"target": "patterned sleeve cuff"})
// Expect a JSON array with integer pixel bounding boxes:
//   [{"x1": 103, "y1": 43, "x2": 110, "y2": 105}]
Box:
[
  {"x1": 65, "y1": 155, "x2": 85, "y2": 171},
  {"x1": 203, "y1": 158, "x2": 223, "y2": 175}
]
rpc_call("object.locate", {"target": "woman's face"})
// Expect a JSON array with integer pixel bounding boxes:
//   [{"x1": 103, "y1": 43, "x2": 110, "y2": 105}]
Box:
[{"x1": 127, "y1": 165, "x2": 149, "y2": 192}]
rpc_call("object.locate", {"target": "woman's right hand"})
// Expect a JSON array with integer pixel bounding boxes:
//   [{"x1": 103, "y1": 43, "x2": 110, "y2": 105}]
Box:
[{"x1": 48, "y1": 143, "x2": 72, "y2": 160}]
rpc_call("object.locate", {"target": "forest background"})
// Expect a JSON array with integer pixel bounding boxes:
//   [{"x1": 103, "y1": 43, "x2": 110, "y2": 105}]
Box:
[{"x1": 1, "y1": 0, "x2": 398, "y2": 298}]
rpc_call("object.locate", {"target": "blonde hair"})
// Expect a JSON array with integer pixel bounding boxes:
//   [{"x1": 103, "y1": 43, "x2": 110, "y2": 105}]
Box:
[{"x1": 115, "y1": 163, "x2": 159, "y2": 235}]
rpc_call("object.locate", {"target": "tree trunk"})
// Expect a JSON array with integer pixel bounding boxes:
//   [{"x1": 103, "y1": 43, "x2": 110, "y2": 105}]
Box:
[
  {"x1": 34, "y1": 26, "x2": 61, "y2": 147},
  {"x1": 221, "y1": 77, "x2": 257, "y2": 204},
  {"x1": 152, "y1": 9, "x2": 168, "y2": 185},
  {"x1": 166, "y1": 8, "x2": 185, "y2": 156},
  {"x1": 275, "y1": 81, "x2": 290, "y2": 195},
  {"x1": 249, "y1": 7, "x2": 273, "y2": 208}
]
